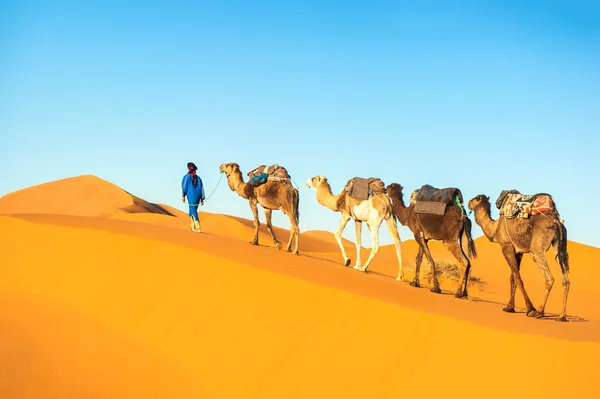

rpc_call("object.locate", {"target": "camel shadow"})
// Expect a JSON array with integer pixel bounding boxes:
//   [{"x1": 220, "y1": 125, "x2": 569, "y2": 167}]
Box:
[
  {"x1": 256, "y1": 249, "x2": 592, "y2": 323},
  {"x1": 299, "y1": 253, "x2": 341, "y2": 264},
  {"x1": 525, "y1": 312, "x2": 588, "y2": 323},
  {"x1": 362, "y1": 269, "x2": 470, "y2": 296},
  {"x1": 490, "y1": 308, "x2": 590, "y2": 323},
  {"x1": 465, "y1": 296, "x2": 506, "y2": 306}
]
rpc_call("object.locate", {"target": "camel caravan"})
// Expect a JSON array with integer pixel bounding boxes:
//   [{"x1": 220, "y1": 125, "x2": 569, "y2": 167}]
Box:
[{"x1": 219, "y1": 162, "x2": 570, "y2": 322}]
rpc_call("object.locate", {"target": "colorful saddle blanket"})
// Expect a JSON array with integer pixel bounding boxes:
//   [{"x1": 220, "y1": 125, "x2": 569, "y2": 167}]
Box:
[
  {"x1": 247, "y1": 164, "x2": 290, "y2": 186},
  {"x1": 345, "y1": 177, "x2": 385, "y2": 200},
  {"x1": 497, "y1": 190, "x2": 555, "y2": 219},
  {"x1": 495, "y1": 189, "x2": 520, "y2": 209},
  {"x1": 412, "y1": 184, "x2": 465, "y2": 216}
]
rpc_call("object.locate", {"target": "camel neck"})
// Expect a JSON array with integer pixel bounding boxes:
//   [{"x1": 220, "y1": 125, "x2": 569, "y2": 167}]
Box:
[
  {"x1": 316, "y1": 182, "x2": 341, "y2": 211},
  {"x1": 227, "y1": 171, "x2": 250, "y2": 199},
  {"x1": 392, "y1": 194, "x2": 410, "y2": 225},
  {"x1": 474, "y1": 205, "x2": 498, "y2": 240}
]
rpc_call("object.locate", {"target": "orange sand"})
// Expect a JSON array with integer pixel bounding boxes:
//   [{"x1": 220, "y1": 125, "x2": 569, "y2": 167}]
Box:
[{"x1": 1, "y1": 175, "x2": 599, "y2": 398}]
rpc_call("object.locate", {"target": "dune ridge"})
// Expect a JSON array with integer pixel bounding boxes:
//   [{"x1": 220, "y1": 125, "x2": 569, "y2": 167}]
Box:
[
  {"x1": 1, "y1": 175, "x2": 599, "y2": 398},
  {"x1": 0, "y1": 175, "x2": 175, "y2": 218}
]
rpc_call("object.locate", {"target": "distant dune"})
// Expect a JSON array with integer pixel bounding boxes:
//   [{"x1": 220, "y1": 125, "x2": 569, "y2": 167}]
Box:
[
  {"x1": 0, "y1": 175, "x2": 175, "y2": 218},
  {"x1": 1, "y1": 175, "x2": 599, "y2": 398}
]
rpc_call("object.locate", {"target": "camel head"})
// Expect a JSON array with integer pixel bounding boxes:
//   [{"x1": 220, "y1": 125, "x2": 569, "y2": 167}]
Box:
[
  {"x1": 305, "y1": 175, "x2": 327, "y2": 189},
  {"x1": 219, "y1": 162, "x2": 240, "y2": 177},
  {"x1": 385, "y1": 183, "x2": 404, "y2": 199},
  {"x1": 468, "y1": 194, "x2": 491, "y2": 211}
]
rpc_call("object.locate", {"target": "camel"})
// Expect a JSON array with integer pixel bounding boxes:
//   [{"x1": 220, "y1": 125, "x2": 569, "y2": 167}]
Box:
[
  {"x1": 305, "y1": 175, "x2": 403, "y2": 278},
  {"x1": 467, "y1": 194, "x2": 570, "y2": 321},
  {"x1": 385, "y1": 183, "x2": 477, "y2": 297},
  {"x1": 219, "y1": 162, "x2": 300, "y2": 255}
]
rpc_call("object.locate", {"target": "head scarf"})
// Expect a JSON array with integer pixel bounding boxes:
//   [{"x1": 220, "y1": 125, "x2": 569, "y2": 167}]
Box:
[{"x1": 188, "y1": 167, "x2": 198, "y2": 186}]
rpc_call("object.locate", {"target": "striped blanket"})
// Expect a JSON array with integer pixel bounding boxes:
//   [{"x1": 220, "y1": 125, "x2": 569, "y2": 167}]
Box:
[{"x1": 498, "y1": 192, "x2": 555, "y2": 219}]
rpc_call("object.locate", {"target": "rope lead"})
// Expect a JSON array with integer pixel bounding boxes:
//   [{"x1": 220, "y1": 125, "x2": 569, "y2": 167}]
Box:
[{"x1": 202, "y1": 171, "x2": 225, "y2": 203}]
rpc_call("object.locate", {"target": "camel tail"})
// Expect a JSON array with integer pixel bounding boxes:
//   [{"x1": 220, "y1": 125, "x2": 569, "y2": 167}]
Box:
[
  {"x1": 554, "y1": 218, "x2": 569, "y2": 273},
  {"x1": 462, "y1": 216, "x2": 478, "y2": 259}
]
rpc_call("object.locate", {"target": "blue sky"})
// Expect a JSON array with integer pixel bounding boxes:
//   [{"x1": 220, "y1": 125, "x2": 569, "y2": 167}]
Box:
[{"x1": 2, "y1": 0, "x2": 599, "y2": 248}]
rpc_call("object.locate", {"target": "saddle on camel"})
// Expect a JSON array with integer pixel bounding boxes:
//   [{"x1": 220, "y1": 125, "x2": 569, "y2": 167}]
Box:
[
  {"x1": 409, "y1": 184, "x2": 466, "y2": 216},
  {"x1": 495, "y1": 189, "x2": 557, "y2": 219},
  {"x1": 344, "y1": 177, "x2": 386, "y2": 200},
  {"x1": 247, "y1": 164, "x2": 291, "y2": 187}
]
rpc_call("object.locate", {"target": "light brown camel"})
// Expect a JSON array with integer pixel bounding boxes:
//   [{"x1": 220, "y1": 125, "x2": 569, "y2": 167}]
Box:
[
  {"x1": 467, "y1": 194, "x2": 570, "y2": 321},
  {"x1": 305, "y1": 175, "x2": 403, "y2": 277},
  {"x1": 386, "y1": 183, "x2": 477, "y2": 297},
  {"x1": 219, "y1": 162, "x2": 300, "y2": 255}
]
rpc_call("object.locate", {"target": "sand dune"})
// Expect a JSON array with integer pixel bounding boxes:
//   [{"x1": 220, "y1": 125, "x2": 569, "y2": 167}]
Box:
[
  {"x1": 0, "y1": 174, "x2": 351, "y2": 253},
  {"x1": 0, "y1": 291, "x2": 209, "y2": 399},
  {"x1": 1, "y1": 175, "x2": 599, "y2": 398},
  {"x1": 0, "y1": 175, "x2": 175, "y2": 218}
]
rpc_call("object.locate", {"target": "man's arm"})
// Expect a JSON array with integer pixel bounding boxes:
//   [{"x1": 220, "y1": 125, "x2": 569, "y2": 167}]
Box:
[
  {"x1": 200, "y1": 177, "x2": 206, "y2": 204},
  {"x1": 181, "y1": 175, "x2": 189, "y2": 202}
]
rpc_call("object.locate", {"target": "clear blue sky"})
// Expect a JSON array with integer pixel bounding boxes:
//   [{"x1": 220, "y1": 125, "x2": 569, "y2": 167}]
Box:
[{"x1": 2, "y1": 0, "x2": 599, "y2": 248}]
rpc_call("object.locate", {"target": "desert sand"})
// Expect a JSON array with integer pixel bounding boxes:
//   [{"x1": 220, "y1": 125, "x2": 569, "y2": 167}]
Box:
[{"x1": 1, "y1": 175, "x2": 599, "y2": 398}]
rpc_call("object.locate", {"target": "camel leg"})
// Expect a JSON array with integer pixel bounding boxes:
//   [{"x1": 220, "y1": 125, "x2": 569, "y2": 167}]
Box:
[
  {"x1": 500, "y1": 245, "x2": 536, "y2": 316},
  {"x1": 417, "y1": 235, "x2": 440, "y2": 293},
  {"x1": 249, "y1": 199, "x2": 260, "y2": 245},
  {"x1": 294, "y1": 222, "x2": 300, "y2": 255},
  {"x1": 530, "y1": 251, "x2": 554, "y2": 319},
  {"x1": 293, "y1": 226, "x2": 301, "y2": 255},
  {"x1": 352, "y1": 220, "x2": 363, "y2": 270},
  {"x1": 410, "y1": 246, "x2": 424, "y2": 288},
  {"x1": 284, "y1": 223, "x2": 294, "y2": 252},
  {"x1": 557, "y1": 270, "x2": 570, "y2": 322},
  {"x1": 385, "y1": 216, "x2": 404, "y2": 281},
  {"x1": 335, "y1": 214, "x2": 352, "y2": 266},
  {"x1": 551, "y1": 242, "x2": 569, "y2": 321},
  {"x1": 264, "y1": 209, "x2": 283, "y2": 250},
  {"x1": 282, "y1": 212, "x2": 295, "y2": 253},
  {"x1": 359, "y1": 220, "x2": 380, "y2": 272},
  {"x1": 504, "y1": 253, "x2": 523, "y2": 313},
  {"x1": 444, "y1": 240, "x2": 471, "y2": 299},
  {"x1": 284, "y1": 217, "x2": 299, "y2": 255}
]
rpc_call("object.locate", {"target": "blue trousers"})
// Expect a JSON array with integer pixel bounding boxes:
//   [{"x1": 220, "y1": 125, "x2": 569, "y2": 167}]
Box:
[{"x1": 188, "y1": 205, "x2": 199, "y2": 221}]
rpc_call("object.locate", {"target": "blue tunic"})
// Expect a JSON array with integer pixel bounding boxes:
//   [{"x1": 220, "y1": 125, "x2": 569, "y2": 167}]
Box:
[{"x1": 182, "y1": 173, "x2": 205, "y2": 220}]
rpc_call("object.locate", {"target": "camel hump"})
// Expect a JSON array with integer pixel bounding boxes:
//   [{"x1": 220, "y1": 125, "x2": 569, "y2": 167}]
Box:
[
  {"x1": 498, "y1": 191, "x2": 556, "y2": 219},
  {"x1": 346, "y1": 177, "x2": 385, "y2": 201},
  {"x1": 415, "y1": 184, "x2": 462, "y2": 205}
]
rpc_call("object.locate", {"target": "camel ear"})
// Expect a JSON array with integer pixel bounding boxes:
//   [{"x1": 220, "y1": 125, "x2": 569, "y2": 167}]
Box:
[{"x1": 486, "y1": 196, "x2": 490, "y2": 201}]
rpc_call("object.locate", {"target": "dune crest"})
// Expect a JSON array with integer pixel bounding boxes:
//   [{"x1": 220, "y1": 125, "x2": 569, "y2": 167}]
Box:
[{"x1": 0, "y1": 174, "x2": 175, "y2": 218}]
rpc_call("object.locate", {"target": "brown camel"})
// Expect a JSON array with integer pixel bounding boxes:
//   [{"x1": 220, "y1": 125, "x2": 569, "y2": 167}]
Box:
[
  {"x1": 219, "y1": 162, "x2": 300, "y2": 255},
  {"x1": 305, "y1": 175, "x2": 403, "y2": 277},
  {"x1": 467, "y1": 194, "x2": 570, "y2": 321},
  {"x1": 385, "y1": 183, "x2": 477, "y2": 297}
]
